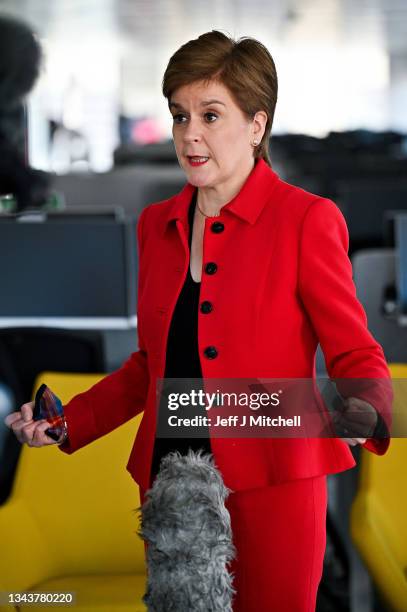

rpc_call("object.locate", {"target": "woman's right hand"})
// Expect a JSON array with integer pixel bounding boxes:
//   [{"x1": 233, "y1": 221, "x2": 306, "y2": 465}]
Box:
[{"x1": 3, "y1": 403, "x2": 57, "y2": 447}]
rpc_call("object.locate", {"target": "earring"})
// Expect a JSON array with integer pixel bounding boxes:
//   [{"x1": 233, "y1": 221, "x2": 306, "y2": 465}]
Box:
[{"x1": 252, "y1": 139, "x2": 259, "y2": 147}]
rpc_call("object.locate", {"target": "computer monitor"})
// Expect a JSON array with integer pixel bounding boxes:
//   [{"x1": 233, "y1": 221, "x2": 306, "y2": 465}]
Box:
[
  {"x1": 0, "y1": 210, "x2": 138, "y2": 326},
  {"x1": 395, "y1": 213, "x2": 407, "y2": 314}
]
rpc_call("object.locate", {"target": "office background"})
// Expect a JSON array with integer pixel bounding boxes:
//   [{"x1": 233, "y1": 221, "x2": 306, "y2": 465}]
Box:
[{"x1": 0, "y1": 2, "x2": 406, "y2": 611}]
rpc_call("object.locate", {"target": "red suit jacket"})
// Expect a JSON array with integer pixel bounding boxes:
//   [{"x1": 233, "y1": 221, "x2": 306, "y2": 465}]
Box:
[{"x1": 59, "y1": 158, "x2": 392, "y2": 492}]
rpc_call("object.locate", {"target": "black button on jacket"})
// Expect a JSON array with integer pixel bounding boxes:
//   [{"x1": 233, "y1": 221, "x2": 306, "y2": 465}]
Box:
[{"x1": 150, "y1": 190, "x2": 212, "y2": 481}]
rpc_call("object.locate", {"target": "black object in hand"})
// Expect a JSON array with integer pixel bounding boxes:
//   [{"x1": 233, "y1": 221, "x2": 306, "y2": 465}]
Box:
[{"x1": 33, "y1": 383, "x2": 61, "y2": 441}]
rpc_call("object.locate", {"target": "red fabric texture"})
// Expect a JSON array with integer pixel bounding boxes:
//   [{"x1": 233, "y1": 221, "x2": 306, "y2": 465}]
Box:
[{"x1": 59, "y1": 158, "x2": 392, "y2": 491}]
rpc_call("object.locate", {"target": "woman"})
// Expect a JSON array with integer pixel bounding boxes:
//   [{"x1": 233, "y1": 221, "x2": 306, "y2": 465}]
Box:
[{"x1": 6, "y1": 30, "x2": 391, "y2": 611}]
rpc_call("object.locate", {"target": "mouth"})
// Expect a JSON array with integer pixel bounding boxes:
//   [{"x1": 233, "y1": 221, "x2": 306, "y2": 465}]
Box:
[{"x1": 187, "y1": 156, "x2": 210, "y2": 167}]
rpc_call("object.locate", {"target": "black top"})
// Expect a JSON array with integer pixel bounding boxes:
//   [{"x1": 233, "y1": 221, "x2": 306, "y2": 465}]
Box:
[{"x1": 150, "y1": 190, "x2": 212, "y2": 481}]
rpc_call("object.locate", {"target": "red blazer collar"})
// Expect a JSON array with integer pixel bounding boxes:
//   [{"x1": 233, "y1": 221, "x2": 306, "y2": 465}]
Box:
[{"x1": 162, "y1": 158, "x2": 279, "y2": 233}]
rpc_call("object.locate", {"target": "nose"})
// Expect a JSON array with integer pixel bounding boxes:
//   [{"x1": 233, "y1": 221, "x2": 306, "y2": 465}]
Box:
[{"x1": 182, "y1": 116, "x2": 201, "y2": 144}]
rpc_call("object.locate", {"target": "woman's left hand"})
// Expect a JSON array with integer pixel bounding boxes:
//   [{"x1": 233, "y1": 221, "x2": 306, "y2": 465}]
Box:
[
  {"x1": 333, "y1": 396, "x2": 379, "y2": 446},
  {"x1": 342, "y1": 436, "x2": 367, "y2": 446}
]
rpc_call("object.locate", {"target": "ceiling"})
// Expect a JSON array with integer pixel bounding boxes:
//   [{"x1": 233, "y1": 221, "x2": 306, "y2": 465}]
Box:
[{"x1": 0, "y1": 0, "x2": 406, "y2": 54}]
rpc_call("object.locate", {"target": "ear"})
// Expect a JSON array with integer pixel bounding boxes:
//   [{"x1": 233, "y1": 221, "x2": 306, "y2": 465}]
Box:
[{"x1": 252, "y1": 110, "x2": 268, "y2": 142}]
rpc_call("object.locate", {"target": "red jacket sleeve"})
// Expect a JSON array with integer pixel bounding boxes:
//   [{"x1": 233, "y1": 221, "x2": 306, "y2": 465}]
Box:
[
  {"x1": 58, "y1": 207, "x2": 150, "y2": 454},
  {"x1": 298, "y1": 198, "x2": 392, "y2": 455}
]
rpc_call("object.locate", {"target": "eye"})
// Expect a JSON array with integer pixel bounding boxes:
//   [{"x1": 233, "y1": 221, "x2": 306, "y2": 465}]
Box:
[
  {"x1": 204, "y1": 112, "x2": 218, "y2": 122},
  {"x1": 172, "y1": 113, "x2": 187, "y2": 124}
]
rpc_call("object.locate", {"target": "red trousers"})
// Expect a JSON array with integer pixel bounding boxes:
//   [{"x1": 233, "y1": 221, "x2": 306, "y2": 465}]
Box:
[{"x1": 139, "y1": 474, "x2": 327, "y2": 611}]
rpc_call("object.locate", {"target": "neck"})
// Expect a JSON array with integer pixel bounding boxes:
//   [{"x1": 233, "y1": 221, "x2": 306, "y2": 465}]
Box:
[{"x1": 197, "y1": 158, "x2": 256, "y2": 216}]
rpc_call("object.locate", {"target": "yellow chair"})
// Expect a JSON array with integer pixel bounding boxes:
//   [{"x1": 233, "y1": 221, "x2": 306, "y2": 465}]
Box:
[
  {"x1": 0, "y1": 371, "x2": 147, "y2": 612},
  {"x1": 350, "y1": 364, "x2": 407, "y2": 612}
]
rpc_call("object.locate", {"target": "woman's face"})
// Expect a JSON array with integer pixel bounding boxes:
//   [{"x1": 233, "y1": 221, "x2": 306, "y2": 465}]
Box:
[{"x1": 170, "y1": 79, "x2": 264, "y2": 190}]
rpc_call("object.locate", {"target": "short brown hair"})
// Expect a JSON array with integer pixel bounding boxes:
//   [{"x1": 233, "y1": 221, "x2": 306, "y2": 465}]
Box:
[{"x1": 162, "y1": 30, "x2": 278, "y2": 166}]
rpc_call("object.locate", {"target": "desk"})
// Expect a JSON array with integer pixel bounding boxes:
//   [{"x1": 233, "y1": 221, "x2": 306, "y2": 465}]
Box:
[
  {"x1": 0, "y1": 317, "x2": 137, "y2": 330},
  {"x1": 0, "y1": 318, "x2": 139, "y2": 371}
]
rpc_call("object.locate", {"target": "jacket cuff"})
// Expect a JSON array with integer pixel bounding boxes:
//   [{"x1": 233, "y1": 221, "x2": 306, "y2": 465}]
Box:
[{"x1": 56, "y1": 395, "x2": 98, "y2": 454}]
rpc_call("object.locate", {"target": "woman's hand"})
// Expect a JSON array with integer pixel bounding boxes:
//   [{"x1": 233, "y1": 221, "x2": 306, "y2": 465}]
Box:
[
  {"x1": 333, "y1": 396, "x2": 379, "y2": 446},
  {"x1": 3, "y1": 402, "x2": 57, "y2": 447},
  {"x1": 342, "y1": 436, "x2": 367, "y2": 446}
]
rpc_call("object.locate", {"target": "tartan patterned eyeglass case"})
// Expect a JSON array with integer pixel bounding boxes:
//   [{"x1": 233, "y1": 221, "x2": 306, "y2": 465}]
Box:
[{"x1": 33, "y1": 383, "x2": 66, "y2": 442}]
